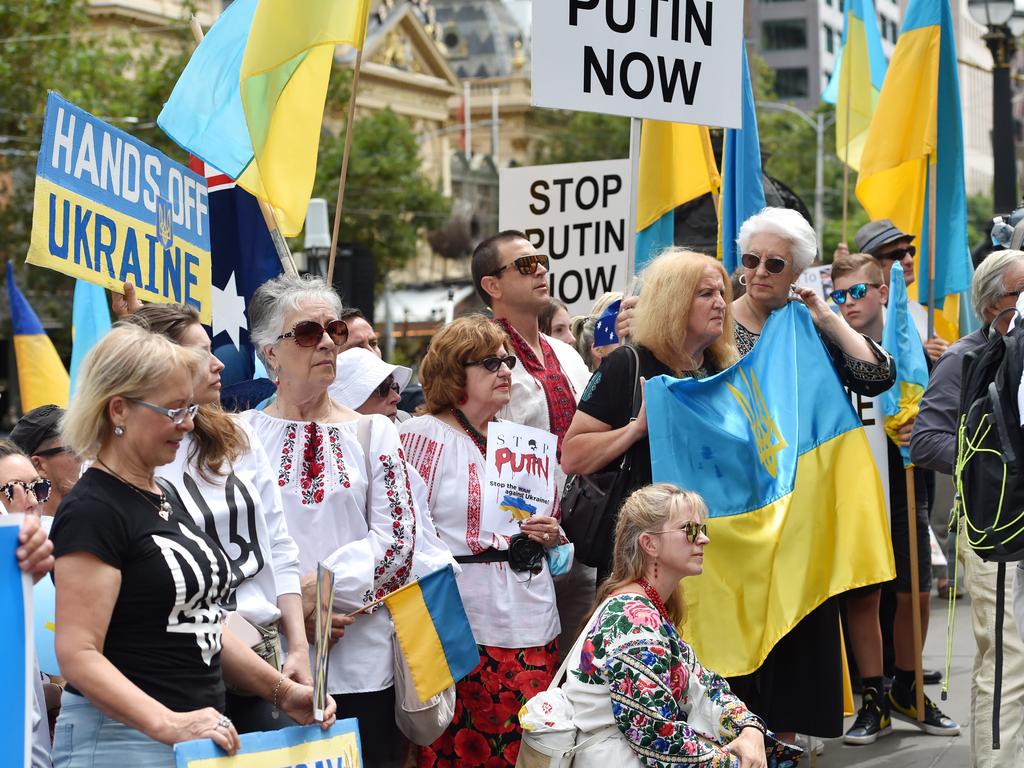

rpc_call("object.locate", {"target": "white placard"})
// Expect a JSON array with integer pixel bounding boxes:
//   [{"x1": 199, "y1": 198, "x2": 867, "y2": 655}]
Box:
[
  {"x1": 796, "y1": 264, "x2": 834, "y2": 304},
  {"x1": 500, "y1": 159, "x2": 630, "y2": 316},
  {"x1": 850, "y1": 391, "x2": 891, "y2": 523},
  {"x1": 482, "y1": 422, "x2": 558, "y2": 537},
  {"x1": 531, "y1": 0, "x2": 744, "y2": 127}
]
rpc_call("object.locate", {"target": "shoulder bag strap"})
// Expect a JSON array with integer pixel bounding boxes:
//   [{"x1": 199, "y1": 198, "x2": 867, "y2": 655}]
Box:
[
  {"x1": 354, "y1": 415, "x2": 375, "y2": 519},
  {"x1": 618, "y1": 345, "x2": 642, "y2": 472}
]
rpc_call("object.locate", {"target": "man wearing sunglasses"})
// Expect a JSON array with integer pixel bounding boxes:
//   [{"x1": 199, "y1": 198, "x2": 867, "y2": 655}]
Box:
[
  {"x1": 854, "y1": 219, "x2": 949, "y2": 362},
  {"x1": 10, "y1": 404, "x2": 82, "y2": 519},
  {"x1": 830, "y1": 253, "x2": 959, "y2": 745}
]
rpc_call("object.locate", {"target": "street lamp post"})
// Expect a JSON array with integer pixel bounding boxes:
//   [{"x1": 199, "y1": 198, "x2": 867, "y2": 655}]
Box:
[{"x1": 967, "y1": 0, "x2": 1022, "y2": 214}]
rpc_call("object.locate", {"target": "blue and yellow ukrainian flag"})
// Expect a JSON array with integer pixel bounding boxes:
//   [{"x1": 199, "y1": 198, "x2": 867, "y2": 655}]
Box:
[
  {"x1": 822, "y1": 0, "x2": 888, "y2": 172},
  {"x1": 384, "y1": 565, "x2": 479, "y2": 701},
  {"x1": 158, "y1": 0, "x2": 371, "y2": 236},
  {"x1": 646, "y1": 303, "x2": 894, "y2": 677},
  {"x1": 69, "y1": 280, "x2": 111, "y2": 398},
  {"x1": 635, "y1": 121, "x2": 720, "y2": 274},
  {"x1": 882, "y1": 263, "x2": 929, "y2": 467},
  {"x1": 6, "y1": 263, "x2": 69, "y2": 412},
  {"x1": 719, "y1": 45, "x2": 766, "y2": 274},
  {"x1": 855, "y1": 0, "x2": 970, "y2": 342}
]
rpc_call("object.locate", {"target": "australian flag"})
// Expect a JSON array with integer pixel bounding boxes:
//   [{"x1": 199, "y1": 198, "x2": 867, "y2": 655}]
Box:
[
  {"x1": 190, "y1": 159, "x2": 281, "y2": 386},
  {"x1": 594, "y1": 299, "x2": 621, "y2": 348}
]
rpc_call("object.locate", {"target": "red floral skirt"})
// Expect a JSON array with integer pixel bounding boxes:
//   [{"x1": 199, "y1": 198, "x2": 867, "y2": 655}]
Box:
[{"x1": 416, "y1": 640, "x2": 559, "y2": 768}]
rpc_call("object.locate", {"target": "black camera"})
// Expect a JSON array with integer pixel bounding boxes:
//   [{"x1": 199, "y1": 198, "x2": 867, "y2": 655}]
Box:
[{"x1": 507, "y1": 533, "x2": 545, "y2": 573}]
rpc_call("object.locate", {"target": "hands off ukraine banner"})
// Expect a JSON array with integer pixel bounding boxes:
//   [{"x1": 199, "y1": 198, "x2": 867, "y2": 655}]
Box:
[
  {"x1": 646, "y1": 304, "x2": 894, "y2": 676},
  {"x1": 175, "y1": 720, "x2": 362, "y2": 768},
  {"x1": 28, "y1": 92, "x2": 212, "y2": 322}
]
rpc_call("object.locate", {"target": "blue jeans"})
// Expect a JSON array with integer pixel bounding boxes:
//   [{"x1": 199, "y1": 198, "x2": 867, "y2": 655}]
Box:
[{"x1": 53, "y1": 693, "x2": 175, "y2": 768}]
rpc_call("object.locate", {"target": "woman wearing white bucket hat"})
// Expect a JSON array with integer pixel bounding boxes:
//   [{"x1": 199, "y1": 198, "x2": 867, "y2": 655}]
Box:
[{"x1": 329, "y1": 347, "x2": 412, "y2": 423}]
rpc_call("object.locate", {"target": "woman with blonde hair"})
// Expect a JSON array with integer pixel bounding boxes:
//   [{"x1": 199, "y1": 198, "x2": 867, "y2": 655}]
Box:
[
  {"x1": 123, "y1": 304, "x2": 307, "y2": 733},
  {"x1": 561, "y1": 249, "x2": 738, "y2": 578},
  {"x1": 562, "y1": 483, "x2": 770, "y2": 767},
  {"x1": 51, "y1": 326, "x2": 333, "y2": 766}
]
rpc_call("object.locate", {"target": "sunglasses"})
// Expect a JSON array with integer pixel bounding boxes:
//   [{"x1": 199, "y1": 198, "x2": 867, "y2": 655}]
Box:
[
  {"x1": 128, "y1": 398, "x2": 200, "y2": 425},
  {"x1": 464, "y1": 355, "x2": 517, "y2": 373},
  {"x1": 741, "y1": 252, "x2": 788, "y2": 274},
  {"x1": 0, "y1": 478, "x2": 51, "y2": 504},
  {"x1": 829, "y1": 283, "x2": 880, "y2": 305},
  {"x1": 651, "y1": 521, "x2": 708, "y2": 543},
  {"x1": 276, "y1": 319, "x2": 348, "y2": 348},
  {"x1": 374, "y1": 375, "x2": 401, "y2": 398},
  {"x1": 491, "y1": 254, "x2": 550, "y2": 277},
  {"x1": 879, "y1": 245, "x2": 916, "y2": 261}
]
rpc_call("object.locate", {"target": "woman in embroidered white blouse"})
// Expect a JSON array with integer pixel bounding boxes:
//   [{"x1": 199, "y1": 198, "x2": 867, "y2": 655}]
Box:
[
  {"x1": 399, "y1": 315, "x2": 566, "y2": 768},
  {"x1": 242, "y1": 275, "x2": 434, "y2": 767}
]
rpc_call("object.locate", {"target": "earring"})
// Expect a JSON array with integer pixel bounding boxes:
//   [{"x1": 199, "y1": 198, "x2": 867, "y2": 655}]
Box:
[
  {"x1": 654, "y1": 557, "x2": 659, "y2": 580},
  {"x1": 738, "y1": 273, "x2": 748, "y2": 287},
  {"x1": 113, "y1": 425, "x2": 126, "y2": 437},
  {"x1": 457, "y1": 393, "x2": 468, "y2": 406}
]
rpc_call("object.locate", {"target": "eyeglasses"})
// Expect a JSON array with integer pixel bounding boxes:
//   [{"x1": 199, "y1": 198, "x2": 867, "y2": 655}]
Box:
[
  {"x1": 464, "y1": 355, "x2": 517, "y2": 373},
  {"x1": 374, "y1": 375, "x2": 401, "y2": 398},
  {"x1": 491, "y1": 254, "x2": 550, "y2": 277},
  {"x1": 0, "y1": 478, "x2": 51, "y2": 504},
  {"x1": 829, "y1": 283, "x2": 880, "y2": 305},
  {"x1": 741, "y1": 252, "x2": 788, "y2": 274},
  {"x1": 127, "y1": 398, "x2": 200, "y2": 425},
  {"x1": 33, "y1": 445, "x2": 68, "y2": 458},
  {"x1": 650, "y1": 521, "x2": 708, "y2": 543},
  {"x1": 878, "y1": 245, "x2": 916, "y2": 261},
  {"x1": 276, "y1": 319, "x2": 349, "y2": 348}
]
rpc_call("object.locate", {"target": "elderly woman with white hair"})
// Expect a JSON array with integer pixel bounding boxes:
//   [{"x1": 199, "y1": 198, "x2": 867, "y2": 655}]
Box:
[
  {"x1": 725, "y1": 207, "x2": 895, "y2": 745},
  {"x1": 240, "y1": 275, "x2": 446, "y2": 767}
]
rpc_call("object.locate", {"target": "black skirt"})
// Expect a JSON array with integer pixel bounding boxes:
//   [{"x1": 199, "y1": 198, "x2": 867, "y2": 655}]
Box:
[{"x1": 726, "y1": 597, "x2": 845, "y2": 737}]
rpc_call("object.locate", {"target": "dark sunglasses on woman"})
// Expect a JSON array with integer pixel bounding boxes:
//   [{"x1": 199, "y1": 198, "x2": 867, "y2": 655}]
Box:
[
  {"x1": 464, "y1": 355, "x2": 517, "y2": 373},
  {"x1": 491, "y1": 253, "x2": 550, "y2": 277},
  {"x1": 276, "y1": 319, "x2": 348, "y2": 348},
  {"x1": 374, "y1": 375, "x2": 401, "y2": 398},
  {"x1": 829, "y1": 283, "x2": 880, "y2": 305},
  {"x1": 741, "y1": 252, "x2": 788, "y2": 274},
  {"x1": 0, "y1": 478, "x2": 51, "y2": 504}
]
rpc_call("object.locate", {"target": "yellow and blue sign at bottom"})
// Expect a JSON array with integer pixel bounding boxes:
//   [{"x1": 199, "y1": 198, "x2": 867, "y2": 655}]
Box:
[{"x1": 174, "y1": 721, "x2": 361, "y2": 768}]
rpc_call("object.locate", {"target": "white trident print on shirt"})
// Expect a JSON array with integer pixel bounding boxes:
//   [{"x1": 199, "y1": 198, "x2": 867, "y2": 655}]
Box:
[{"x1": 151, "y1": 523, "x2": 232, "y2": 665}]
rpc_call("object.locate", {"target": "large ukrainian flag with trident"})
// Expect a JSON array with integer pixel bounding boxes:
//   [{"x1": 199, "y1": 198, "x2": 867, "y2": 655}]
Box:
[{"x1": 646, "y1": 303, "x2": 894, "y2": 676}]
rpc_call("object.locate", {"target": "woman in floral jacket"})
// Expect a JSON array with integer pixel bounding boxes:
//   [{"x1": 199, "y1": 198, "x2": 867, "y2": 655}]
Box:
[{"x1": 564, "y1": 484, "x2": 771, "y2": 768}]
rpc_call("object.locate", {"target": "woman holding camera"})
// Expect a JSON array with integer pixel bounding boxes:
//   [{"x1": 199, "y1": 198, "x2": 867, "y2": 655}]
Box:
[{"x1": 399, "y1": 315, "x2": 566, "y2": 768}]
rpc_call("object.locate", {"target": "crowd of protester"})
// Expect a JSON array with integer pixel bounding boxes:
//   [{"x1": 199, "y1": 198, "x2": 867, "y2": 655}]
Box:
[{"x1": 10, "y1": 205, "x2": 1024, "y2": 768}]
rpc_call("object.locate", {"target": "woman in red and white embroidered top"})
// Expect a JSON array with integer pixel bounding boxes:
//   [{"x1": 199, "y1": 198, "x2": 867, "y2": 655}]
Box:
[
  {"x1": 399, "y1": 315, "x2": 567, "y2": 768},
  {"x1": 242, "y1": 274, "x2": 422, "y2": 767}
]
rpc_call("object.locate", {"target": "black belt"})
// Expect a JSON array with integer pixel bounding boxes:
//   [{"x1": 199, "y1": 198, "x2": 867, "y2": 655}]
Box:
[{"x1": 455, "y1": 549, "x2": 509, "y2": 564}]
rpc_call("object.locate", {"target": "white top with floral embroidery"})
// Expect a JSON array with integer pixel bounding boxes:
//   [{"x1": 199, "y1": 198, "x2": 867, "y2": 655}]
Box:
[
  {"x1": 241, "y1": 410, "x2": 419, "y2": 694},
  {"x1": 399, "y1": 414, "x2": 560, "y2": 649}
]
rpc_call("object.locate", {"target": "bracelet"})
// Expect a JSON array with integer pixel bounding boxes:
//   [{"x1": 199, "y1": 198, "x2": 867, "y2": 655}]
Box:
[{"x1": 271, "y1": 675, "x2": 286, "y2": 720}]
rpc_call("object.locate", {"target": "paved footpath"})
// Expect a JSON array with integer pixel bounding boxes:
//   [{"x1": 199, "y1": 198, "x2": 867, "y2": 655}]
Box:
[{"x1": 816, "y1": 593, "x2": 993, "y2": 768}]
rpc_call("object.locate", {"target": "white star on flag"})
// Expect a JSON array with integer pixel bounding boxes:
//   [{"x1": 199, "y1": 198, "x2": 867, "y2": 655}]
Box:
[{"x1": 211, "y1": 271, "x2": 247, "y2": 351}]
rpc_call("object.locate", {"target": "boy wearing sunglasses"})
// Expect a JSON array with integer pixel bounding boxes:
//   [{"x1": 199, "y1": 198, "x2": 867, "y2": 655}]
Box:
[{"x1": 830, "y1": 253, "x2": 959, "y2": 744}]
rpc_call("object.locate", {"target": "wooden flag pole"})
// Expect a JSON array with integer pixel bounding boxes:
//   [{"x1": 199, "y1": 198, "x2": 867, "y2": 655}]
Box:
[
  {"x1": 905, "y1": 467, "x2": 927, "y2": 720},
  {"x1": 841, "y1": 40, "x2": 853, "y2": 244},
  {"x1": 626, "y1": 117, "x2": 642, "y2": 281},
  {"x1": 188, "y1": 16, "x2": 298, "y2": 277},
  {"x1": 326, "y1": 9, "x2": 371, "y2": 288}
]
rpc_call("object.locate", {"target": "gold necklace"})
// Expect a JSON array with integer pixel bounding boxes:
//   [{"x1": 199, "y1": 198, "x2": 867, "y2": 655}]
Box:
[{"x1": 96, "y1": 459, "x2": 172, "y2": 521}]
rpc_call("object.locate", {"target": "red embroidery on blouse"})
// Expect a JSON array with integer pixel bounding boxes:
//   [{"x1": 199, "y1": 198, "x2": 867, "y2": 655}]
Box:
[
  {"x1": 363, "y1": 452, "x2": 416, "y2": 607},
  {"x1": 465, "y1": 463, "x2": 484, "y2": 554},
  {"x1": 300, "y1": 423, "x2": 325, "y2": 505},
  {"x1": 325, "y1": 427, "x2": 352, "y2": 489},
  {"x1": 400, "y1": 433, "x2": 442, "y2": 505},
  {"x1": 278, "y1": 423, "x2": 297, "y2": 487}
]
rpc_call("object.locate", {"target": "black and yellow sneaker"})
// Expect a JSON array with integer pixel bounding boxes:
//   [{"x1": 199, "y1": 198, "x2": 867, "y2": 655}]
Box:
[
  {"x1": 887, "y1": 682, "x2": 961, "y2": 736},
  {"x1": 844, "y1": 687, "x2": 893, "y2": 745}
]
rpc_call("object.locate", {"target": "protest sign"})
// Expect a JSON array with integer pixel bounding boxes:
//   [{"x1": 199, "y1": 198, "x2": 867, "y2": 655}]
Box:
[
  {"x1": 795, "y1": 264, "x2": 834, "y2": 305},
  {"x1": 482, "y1": 422, "x2": 557, "y2": 537},
  {"x1": 531, "y1": 0, "x2": 744, "y2": 127},
  {"x1": 28, "y1": 92, "x2": 212, "y2": 322},
  {"x1": 500, "y1": 160, "x2": 629, "y2": 316},
  {"x1": 175, "y1": 720, "x2": 362, "y2": 768},
  {"x1": 0, "y1": 515, "x2": 33, "y2": 768},
  {"x1": 849, "y1": 391, "x2": 891, "y2": 514}
]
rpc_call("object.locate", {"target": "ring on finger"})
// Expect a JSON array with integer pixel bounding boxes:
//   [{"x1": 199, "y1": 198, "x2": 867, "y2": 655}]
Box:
[{"x1": 217, "y1": 715, "x2": 232, "y2": 729}]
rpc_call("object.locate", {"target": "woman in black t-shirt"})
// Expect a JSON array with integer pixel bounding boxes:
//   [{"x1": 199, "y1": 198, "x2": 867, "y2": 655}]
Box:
[
  {"x1": 561, "y1": 250, "x2": 739, "y2": 579},
  {"x1": 51, "y1": 326, "x2": 335, "y2": 767}
]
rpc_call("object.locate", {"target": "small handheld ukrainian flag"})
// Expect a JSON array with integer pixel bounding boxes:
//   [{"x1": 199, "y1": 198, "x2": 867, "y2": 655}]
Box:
[
  {"x1": 881, "y1": 262, "x2": 929, "y2": 467},
  {"x1": 384, "y1": 565, "x2": 479, "y2": 701},
  {"x1": 6, "y1": 263, "x2": 69, "y2": 412}
]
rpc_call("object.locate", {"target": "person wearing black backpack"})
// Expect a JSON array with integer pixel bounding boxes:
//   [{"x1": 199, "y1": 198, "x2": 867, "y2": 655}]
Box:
[{"x1": 911, "y1": 249, "x2": 1024, "y2": 768}]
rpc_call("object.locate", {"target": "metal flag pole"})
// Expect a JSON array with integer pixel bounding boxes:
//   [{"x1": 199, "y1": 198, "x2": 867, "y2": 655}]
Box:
[{"x1": 626, "y1": 117, "x2": 642, "y2": 280}]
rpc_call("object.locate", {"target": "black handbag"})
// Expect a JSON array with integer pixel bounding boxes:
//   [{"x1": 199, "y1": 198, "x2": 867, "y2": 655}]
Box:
[{"x1": 559, "y1": 345, "x2": 642, "y2": 568}]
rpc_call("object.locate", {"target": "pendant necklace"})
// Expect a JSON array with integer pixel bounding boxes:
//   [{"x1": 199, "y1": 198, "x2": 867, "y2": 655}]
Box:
[
  {"x1": 96, "y1": 459, "x2": 173, "y2": 521},
  {"x1": 451, "y1": 408, "x2": 487, "y2": 455}
]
